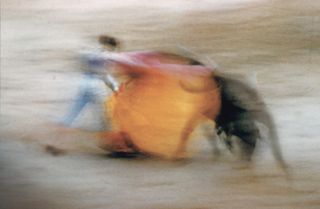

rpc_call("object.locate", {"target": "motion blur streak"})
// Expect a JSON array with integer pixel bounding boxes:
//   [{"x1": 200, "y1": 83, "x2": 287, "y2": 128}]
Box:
[{"x1": 1, "y1": 1, "x2": 319, "y2": 209}]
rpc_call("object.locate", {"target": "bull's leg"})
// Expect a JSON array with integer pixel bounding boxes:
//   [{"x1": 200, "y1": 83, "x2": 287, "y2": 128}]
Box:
[
  {"x1": 224, "y1": 134, "x2": 234, "y2": 152},
  {"x1": 202, "y1": 122, "x2": 221, "y2": 157},
  {"x1": 231, "y1": 119, "x2": 259, "y2": 162}
]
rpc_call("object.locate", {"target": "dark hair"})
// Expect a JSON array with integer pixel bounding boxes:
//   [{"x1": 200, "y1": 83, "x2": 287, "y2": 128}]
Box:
[{"x1": 98, "y1": 35, "x2": 119, "y2": 50}]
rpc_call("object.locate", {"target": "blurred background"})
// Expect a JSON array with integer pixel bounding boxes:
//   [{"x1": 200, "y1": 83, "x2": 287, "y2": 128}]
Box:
[{"x1": 1, "y1": 0, "x2": 319, "y2": 208}]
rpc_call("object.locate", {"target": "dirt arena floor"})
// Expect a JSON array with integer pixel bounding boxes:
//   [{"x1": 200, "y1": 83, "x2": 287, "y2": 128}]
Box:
[{"x1": 1, "y1": 0, "x2": 320, "y2": 208}]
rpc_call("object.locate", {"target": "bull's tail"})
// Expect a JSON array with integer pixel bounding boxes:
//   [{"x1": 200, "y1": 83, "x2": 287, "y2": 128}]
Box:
[{"x1": 257, "y1": 110, "x2": 289, "y2": 174}]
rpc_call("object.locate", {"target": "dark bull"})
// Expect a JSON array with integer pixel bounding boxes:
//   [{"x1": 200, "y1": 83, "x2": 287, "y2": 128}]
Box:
[{"x1": 101, "y1": 51, "x2": 288, "y2": 173}]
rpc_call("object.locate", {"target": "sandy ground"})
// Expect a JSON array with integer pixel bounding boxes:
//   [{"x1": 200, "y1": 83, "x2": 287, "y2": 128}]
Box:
[{"x1": 1, "y1": 0, "x2": 320, "y2": 208}]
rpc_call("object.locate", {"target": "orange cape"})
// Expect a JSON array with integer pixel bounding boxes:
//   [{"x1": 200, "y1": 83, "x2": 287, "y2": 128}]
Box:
[{"x1": 104, "y1": 51, "x2": 221, "y2": 158}]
